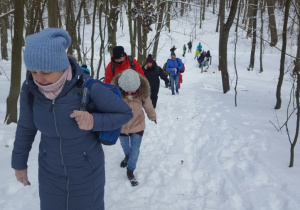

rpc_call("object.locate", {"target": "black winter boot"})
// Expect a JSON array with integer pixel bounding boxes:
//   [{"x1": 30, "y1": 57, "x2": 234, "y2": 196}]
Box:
[
  {"x1": 127, "y1": 170, "x2": 139, "y2": 186},
  {"x1": 120, "y1": 155, "x2": 129, "y2": 168}
]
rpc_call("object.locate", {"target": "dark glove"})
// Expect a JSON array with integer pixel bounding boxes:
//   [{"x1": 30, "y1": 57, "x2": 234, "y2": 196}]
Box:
[{"x1": 154, "y1": 120, "x2": 157, "y2": 124}]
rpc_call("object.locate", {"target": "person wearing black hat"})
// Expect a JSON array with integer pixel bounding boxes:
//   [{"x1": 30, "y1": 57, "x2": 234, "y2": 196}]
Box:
[
  {"x1": 104, "y1": 46, "x2": 145, "y2": 84},
  {"x1": 142, "y1": 54, "x2": 169, "y2": 108}
]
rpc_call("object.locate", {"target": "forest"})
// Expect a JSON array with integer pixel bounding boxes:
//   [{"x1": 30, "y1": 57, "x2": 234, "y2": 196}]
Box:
[{"x1": 0, "y1": 0, "x2": 299, "y2": 166}]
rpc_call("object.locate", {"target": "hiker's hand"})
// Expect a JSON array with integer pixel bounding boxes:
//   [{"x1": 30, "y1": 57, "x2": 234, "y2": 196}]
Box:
[
  {"x1": 70, "y1": 110, "x2": 94, "y2": 130},
  {"x1": 15, "y1": 169, "x2": 31, "y2": 186}
]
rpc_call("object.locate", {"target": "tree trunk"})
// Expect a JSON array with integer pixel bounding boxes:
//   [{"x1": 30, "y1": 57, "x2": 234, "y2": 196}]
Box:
[
  {"x1": 107, "y1": 0, "x2": 119, "y2": 55},
  {"x1": 48, "y1": 0, "x2": 59, "y2": 27},
  {"x1": 275, "y1": 0, "x2": 291, "y2": 109},
  {"x1": 219, "y1": 0, "x2": 239, "y2": 94},
  {"x1": 0, "y1": 0, "x2": 9, "y2": 60},
  {"x1": 248, "y1": 0, "x2": 258, "y2": 71},
  {"x1": 259, "y1": 0, "x2": 265, "y2": 73},
  {"x1": 90, "y1": 0, "x2": 98, "y2": 77},
  {"x1": 127, "y1": 0, "x2": 135, "y2": 56},
  {"x1": 246, "y1": 0, "x2": 254, "y2": 37},
  {"x1": 266, "y1": 0, "x2": 278, "y2": 46},
  {"x1": 202, "y1": 0, "x2": 206, "y2": 20},
  {"x1": 96, "y1": 1, "x2": 106, "y2": 79},
  {"x1": 152, "y1": 1, "x2": 166, "y2": 60},
  {"x1": 5, "y1": 0, "x2": 24, "y2": 124}
]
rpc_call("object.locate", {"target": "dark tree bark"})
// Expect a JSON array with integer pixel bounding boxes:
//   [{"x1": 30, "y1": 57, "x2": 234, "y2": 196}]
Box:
[
  {"x1": 0, "y1": 0, "x2": 9, "y2": 60},
  {"x1": 107, "y1": 0, "x2": 119, "y2": 55},
  {"x1": 48, "y1": 0, "x2": 59, "y2": 27},
  {"x1": 219, "y1": 0, "x2": 239, "y2": 94},
  {"x1": 152, "y1": 0, "x2": 166, "y2": 60},
  {"x1": 267, "y1": 0, "x2": 278, "y2": 46},
  {"x1": 275, "y1": 0, "x2": 291, "y2": 109},
  {"x1": 5, "y1": 0, "x2": 24, "y2": 124},
  {"x1": 248, "y1": 0, "x2": 258, "y2": 71}
]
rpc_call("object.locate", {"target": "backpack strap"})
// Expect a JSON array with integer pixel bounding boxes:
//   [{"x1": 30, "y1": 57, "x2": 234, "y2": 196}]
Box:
[
  {"x1": 111, "y1": 63, "x2": 115, "y2": 76},
  {"x1": 128, "y1": 55, "x2": 135, "y2": 70},
  {"x1": 80, "y1": 78, "x2": 97, "y2": 111}
]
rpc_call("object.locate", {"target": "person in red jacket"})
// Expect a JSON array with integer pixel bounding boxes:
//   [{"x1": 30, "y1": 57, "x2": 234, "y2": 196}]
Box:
[{"x1": 104, "y1": 46, "x2": 145, "y2": 84}]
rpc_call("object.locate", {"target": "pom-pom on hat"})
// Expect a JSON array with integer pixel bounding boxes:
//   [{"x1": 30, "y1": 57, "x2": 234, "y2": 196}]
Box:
[
  {"x1": 24, "y1": 28, "x2": 71, "y2": 71},
  {"x1": 146, "y1": 54, "x2": 154, "y2": 64},
  {"x1": 118, "y1": 69, "x2": 141, "y2": 92},
  {"x1": 113, "y1": 46, "x2": 126, "y2": 59}
]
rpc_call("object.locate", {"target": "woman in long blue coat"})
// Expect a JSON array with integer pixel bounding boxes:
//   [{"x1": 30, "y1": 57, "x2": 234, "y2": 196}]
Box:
[{"x1": 11, "y1": 28, "x2": 133, "y2": 210}]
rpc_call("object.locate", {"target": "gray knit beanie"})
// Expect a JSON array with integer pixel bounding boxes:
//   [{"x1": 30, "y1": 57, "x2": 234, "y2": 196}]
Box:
[
  {"x1": 24, "y1": 28, "x2": 71, "y2": 71},
  {"x1": 118, "y1": 69, "x2": 141, "y2": 92}
]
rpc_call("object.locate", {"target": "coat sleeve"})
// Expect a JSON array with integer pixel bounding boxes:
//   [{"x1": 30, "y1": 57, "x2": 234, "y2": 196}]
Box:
[
  {"x1": 104, "y1": 63, "x2": 113, "y2": 84},
  {"x1": 158, "y1": 66, "x2": 169, "y2": 83},
  {"x1": 142, "y1": 97, "x2": 156, "y2": 121},
  {"x1": 12, "y1": 81, "x2": 38, "y2": 170},
  {"x1": 90, "y1": 82, "x2": 133, "y2": 131},
  {"x1": 133, "y1": 59, "x2": 145, "y2": 77}
]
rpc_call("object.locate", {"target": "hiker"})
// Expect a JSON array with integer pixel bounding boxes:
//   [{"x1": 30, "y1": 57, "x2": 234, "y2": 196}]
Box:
[
  {"x1": 111, "y1": 69, "x2": 157, "y2": 186},
  {"x1": 170, "y1": 45, "x2": 177, "y2": 54},
  {"x1": 197, "y1": 42, "x2": 202, "y2": 52},
  {"x1": 194, "y1": 49, "x2": 200, "y2": 59},
  {"x1": 142, "y1": 54, "x2": 169, "y2": 108},
  {"x1": 11, "y1": 28, "x2": 133, "y2": 210},
  {"x1": 104, "y1": 46, "x2": 145, "y2": 84},
  {"x1": 183, "y1": 44, "x2": 187, "y2": 57},
  {"x1": 198, "y1": 51, "x2": 206, "y2": 68},
  {"x1": 166, "y1": 52, "x2": 184, "y2": 95},
  {"x1": 187, "y1": 41, "x2": 192, "y2": 53}
]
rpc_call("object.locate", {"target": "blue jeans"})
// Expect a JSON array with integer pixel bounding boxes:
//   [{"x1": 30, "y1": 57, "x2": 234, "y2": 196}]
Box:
[
  {"x1": 170, "y1": 74, "x2": 180, "y2": 94},
  {"x1": 119, "y1": 134, "x2": 142, "y2": 171}
]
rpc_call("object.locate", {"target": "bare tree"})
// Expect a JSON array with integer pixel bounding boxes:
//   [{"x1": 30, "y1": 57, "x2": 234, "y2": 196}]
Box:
[
  {"x1": 107, "y1": 0, "x2": 119, "y2": 55},
  {"x1": 219, "y1": 0, "x2": 239, "y2": 93},
  {"x1": 275, "y1": 0, "x2": 291, "y2": 109},
  {"x1": 5, "y1": 0, "x2": 24, "y2": 124},
  {"x1": 48, "y1": 0, "x2": 59, "y2": 27},
  {"x1": 152, "y1": 0, "x2": 166, "y2": 60},
  {"x1": 0, "y1": 0, "x2": 9, "y2": 60},
  {"x1": 248, "y1": 0, "x2": 258, "y2": 71},
  {"x1": 266, "y1": 0, "x2": 278, "y2": 46}
]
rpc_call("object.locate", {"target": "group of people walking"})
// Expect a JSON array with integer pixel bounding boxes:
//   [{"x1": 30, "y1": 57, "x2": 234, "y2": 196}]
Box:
[{"x1": 11, "y1": 27, "x2": 210, "y2": 209}]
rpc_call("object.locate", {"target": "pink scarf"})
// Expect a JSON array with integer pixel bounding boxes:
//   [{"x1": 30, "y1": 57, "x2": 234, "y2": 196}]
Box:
[{"x1": 34, "y1": 65, "x2": 72, "y2": 100}]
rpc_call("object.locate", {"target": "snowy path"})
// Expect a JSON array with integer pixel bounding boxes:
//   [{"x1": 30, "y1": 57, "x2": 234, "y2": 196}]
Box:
[{"x1": 103, "y1": 59, "x2": 300, "y2": 210}]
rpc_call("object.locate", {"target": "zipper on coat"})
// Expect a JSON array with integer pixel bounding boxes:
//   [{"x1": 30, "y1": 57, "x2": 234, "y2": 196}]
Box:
[
  {"x1": 83, "y1": 152, "x2": 96, "y2": 171},
  {"x1": 52, "y1": 100, "x2": 70, "y2": 210}
]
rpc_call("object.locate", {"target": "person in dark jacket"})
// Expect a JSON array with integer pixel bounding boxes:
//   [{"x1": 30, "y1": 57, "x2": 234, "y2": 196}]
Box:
[
  {"x1": 11, "y1": 28, "x2": 133, "y2": 210},
  {"x1": 166, "y1": 52, "x2": 184, "y2": 95},
  {"x1": 170, "y1": 45, "x2": 177, "y2": 54},
  {"x1": 142, "y1": 54, "x2": 169, "y2": 108},
  {"x1": 187, "y1": 41, "x2": 192, "y2": 53}
]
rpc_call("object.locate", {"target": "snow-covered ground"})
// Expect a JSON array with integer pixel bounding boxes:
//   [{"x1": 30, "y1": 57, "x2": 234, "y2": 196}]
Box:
[{"x1": 1, "y1": 7, "x2": 300, "y2": 210}]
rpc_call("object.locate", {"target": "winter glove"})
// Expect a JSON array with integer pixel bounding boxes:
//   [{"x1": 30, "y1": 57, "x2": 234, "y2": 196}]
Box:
[
  {"x1": 70, "y1": 110, "x2": 94, "y2": 130},
  {"x1": 15, "y1": 169, "x2": 31, "y2": 186}
]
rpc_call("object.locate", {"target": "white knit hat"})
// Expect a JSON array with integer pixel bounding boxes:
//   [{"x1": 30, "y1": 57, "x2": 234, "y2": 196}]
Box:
[{"x1": 118, "y1": 69, "x2": 141, "y2": 92}]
